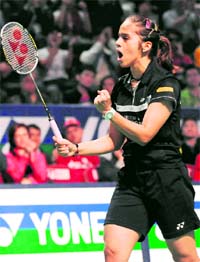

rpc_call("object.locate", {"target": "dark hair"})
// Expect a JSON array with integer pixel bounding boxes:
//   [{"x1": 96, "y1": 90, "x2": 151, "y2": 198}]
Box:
[
  {"x1": 182, "y1": 117, "x2": 198, "y2": 126},
  {"x1": 99, "y1": 74, "x2": 117, "y2": 90},
  {"x1": 76, "y1": 63, "x2": 96, "y2": 74},
  {"x1": 8, "y1": 123, "x2": 28, "y2": 153},
  {"x1": 127, "y1": 15, "x2": 174, "y2": 72},
  {"x1": 27, "y1": 124, "x2": 41, "y2": 132}
]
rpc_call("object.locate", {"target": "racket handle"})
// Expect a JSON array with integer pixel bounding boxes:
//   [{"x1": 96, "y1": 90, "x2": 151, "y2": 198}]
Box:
[{"x1": 49, "y1": 119, "x2": 62, "y2": 139}]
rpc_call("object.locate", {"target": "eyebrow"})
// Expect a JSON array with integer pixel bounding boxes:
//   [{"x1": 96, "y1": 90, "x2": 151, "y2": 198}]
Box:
[{"x1": 118, "y1": 33, "x2": 130, "y2": 38}]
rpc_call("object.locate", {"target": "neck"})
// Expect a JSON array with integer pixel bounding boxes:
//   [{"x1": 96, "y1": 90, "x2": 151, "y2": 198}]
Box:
[
  {"x1": 15, "y1": 148, "x2": 29, "y2": 157},
  {"x1": 186, "y1": 137, "x2": 197, "y2": 147},
  {"x1": 130, "y1": 57, "x2": 151, "y2": 81},
  {"x1": 131, "y1": 75, "x2": 141, "y2": 81}
]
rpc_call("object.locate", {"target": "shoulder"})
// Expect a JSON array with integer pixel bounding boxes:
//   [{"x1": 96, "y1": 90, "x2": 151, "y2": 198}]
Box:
[
  {"x1": 144, "y1": 60, "x2": 180, "y2": 90},
  {"x1": 157, "y1": 76, "x2": 180, "y2": 89},
  {"x1": 162, "y1": 9, "x2": 175, "y2": 18}
]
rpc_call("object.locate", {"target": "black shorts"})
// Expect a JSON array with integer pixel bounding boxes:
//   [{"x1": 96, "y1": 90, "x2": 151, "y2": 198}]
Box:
[{"x1": 104, "y1": 165, "x2": 200, "y2": 241}]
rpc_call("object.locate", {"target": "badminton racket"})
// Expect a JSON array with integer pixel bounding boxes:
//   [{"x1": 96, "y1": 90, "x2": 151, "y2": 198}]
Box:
[{"x1": 0, "y1": 21, "x2": 62, "y2": 139}]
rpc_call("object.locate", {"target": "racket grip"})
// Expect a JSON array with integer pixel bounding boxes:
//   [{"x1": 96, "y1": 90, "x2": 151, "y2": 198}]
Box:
[{"x1": 49, "y1": 119, "x2": 62, "y2": 139}]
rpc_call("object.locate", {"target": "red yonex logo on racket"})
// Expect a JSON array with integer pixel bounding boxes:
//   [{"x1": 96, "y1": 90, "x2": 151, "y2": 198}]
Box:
[
  {"x1": 8, "y1": 27, "x2": 28, "y2": 66},
  {"x1": 1, "y1": 21, "x2": 38, "y2": 74}
]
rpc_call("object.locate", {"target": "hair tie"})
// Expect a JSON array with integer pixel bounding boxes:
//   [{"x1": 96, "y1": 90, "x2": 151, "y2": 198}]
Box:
[
  {"x1": 154, "y1": 23, "x2": 159, "y2": 32},
  {"x1": 145, "y1": 18, "x2": 151, "y2": 29},
  {"x1": 146, "y1": 20, "x2": 160, "y2": 38}
]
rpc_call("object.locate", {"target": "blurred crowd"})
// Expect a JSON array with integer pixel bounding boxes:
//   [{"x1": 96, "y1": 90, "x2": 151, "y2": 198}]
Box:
[
  {"x1": 0, "y1": 0, "x2": 199, "y2": 106},
  {"x1": 0, "y1": 0, "x2": 200, "y2": 184},
  {"x1": 0, "y1": 118, "x2": 125, "y2": 184}
]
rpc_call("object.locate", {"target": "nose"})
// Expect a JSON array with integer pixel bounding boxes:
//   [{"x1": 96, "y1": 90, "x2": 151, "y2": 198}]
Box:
[
  {"x1": 115, "y1": 36, "x2": 121, "y2": 46},
  {"x1": 115, "y1": 36, "x2": 120, "y2": 46}
]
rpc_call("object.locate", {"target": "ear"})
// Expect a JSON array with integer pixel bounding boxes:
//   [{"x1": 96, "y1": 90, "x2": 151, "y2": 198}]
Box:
[{"x1": 142, "y1": 41, "x2": 152, "y2": 53}]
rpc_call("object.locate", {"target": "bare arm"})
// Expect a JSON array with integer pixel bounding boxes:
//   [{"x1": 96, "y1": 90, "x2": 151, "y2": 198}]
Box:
[
  {"x1": 53, "y1": 124, "x2": 125, "y2": 157},
  {"x1": 111, "y1": 102, "x2": 172, "y2": 145},
  {"x1": 94, "y1": 90, "x2": 173, "y2": 146},
  {"x1": 77, "y1": 125, "x2": 124, "y2": 155}
]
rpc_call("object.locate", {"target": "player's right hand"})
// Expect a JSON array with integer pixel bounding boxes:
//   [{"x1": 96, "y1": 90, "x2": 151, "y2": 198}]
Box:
[{"x1": 52, "y1": 136, "x2": 77, "y2": 157}]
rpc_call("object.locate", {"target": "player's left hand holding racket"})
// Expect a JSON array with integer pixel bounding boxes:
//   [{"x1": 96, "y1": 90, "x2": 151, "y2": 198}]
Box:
[{"x1": 0, "y1": 21, "x2": 63, "y2": 139}]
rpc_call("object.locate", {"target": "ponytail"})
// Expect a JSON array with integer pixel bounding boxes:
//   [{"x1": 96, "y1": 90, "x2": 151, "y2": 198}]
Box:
[{"x1": 157, "y1": 35, "x2": 173, "y2": 72}]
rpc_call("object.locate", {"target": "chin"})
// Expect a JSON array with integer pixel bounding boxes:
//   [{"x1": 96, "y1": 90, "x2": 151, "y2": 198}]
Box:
[{"x1": 119, "y1": 62, "x2": 129, "y2": 68}]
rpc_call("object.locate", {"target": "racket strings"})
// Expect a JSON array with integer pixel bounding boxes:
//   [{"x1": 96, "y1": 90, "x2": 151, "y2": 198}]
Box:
[
  {"x1": 1, "y1": 22, "x2": 38, "y2": 74},
  {"x1": 1, "y1": 22, "x2": 63, "y2": 138}
]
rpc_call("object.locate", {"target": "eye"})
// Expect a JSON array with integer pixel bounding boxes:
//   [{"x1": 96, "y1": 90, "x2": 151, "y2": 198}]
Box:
[
  {"x1": 122, "y1": 35, "x2": 129, "y2": 40},
  {"x1": 118, "y1": 34, "x2": 129, "y2": 41}
]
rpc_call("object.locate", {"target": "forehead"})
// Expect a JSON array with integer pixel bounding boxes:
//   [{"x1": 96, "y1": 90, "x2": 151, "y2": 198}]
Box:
[
  {"x1": 15, "y1": 126, "x2": 28, "y2": 134},
  {"x1": 184, "y1": 119, "x2": 197, "y2": 126},
  {"x1": 119, "y1": 19, "x2": 140, "y2": 36},
  {"x1": 65, "y1": 126, "x2": 81, "y2": 132},
  {"x1": 104, "y1": 77, "x2": 115, "y2": 83},
  {"x1": 81, "y1": 70, "x2": 95, "y2": 76},
  {"x1": 29, "y1": 127, "x2": 40, "y2": 133}
]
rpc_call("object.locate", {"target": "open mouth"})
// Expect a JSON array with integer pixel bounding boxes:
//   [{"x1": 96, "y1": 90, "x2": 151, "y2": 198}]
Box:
[
  {"x1": 117, "y1": 51, "x2": 123, "y2": 59},
  {"x1": 117, "y1": 50, "x2": 123, "y2": 63}
]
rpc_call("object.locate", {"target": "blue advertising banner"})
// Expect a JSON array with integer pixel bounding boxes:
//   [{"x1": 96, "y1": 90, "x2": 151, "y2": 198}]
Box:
[
  {"x1": 0, "y1": 104, "x2": 105, "y2": 145},
  {"x1": 0, "y1": 104, "x2": 199, "y2": 146}
]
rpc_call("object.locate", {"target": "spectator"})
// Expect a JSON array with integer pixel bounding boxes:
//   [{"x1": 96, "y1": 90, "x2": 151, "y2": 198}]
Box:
[
  {"x1": 0, "y1": 0, "x2": 26, "y2": 24},
  {"x1": 181, "y1": 117, "x2": 200, "y2": 168},
  {"x1": 50, "y1": 117, "x2": 100, "y2": 183},
  {"x1": 27, "y1": 123, "x2": 52, "y2": 164},
  {"x1": 20, "y1": 71, "x2": 44, "y2": 104},
  {"x1": 166, "y1": 29, "x2": 193, "y2": 73},
  {"x1": 0, "y1": 149, "x2": 7, "y2": 183},
  {"x1": 181, "y1": 65, "x2": 200, "y2": 107},
  {"x1": 150, "y1": 0, "x2": 172, "y2": 28},
  {"x1": 135, "y1": 0, "x2": 159, "y2": 25},
  {"x1": 120, "y1": 0, "x2": 136, "y2": 20},
  {"x1": 0, "y1": 59, "x2": 21, "y2": 103},
  {"x1": 162, "y1": 0, "x2": 200, "y2": 55},
  {"x1": 0, "y1": 0, "x2": 54, "y2": 48},
  {"x1": 85, "y1": 0, "x2": 123, "y2": 39},
  {"x1": 79, "y1": 26, "x2": 119, "y2": 85},
  {"x1": 38, "y1": 28, "x2": 73, "y2": 103},
  {"x1": 63, "y1": 64, "x2": 98, "y2": 104},
  {"x1": 99, "y1": 74, "x2": 117, "y2": 95},
  {"x1": 53, "y1": 0, "x2": 92, "y2": 39},
  {"x1": 4, "y1": 123, "x2": 48, "y2": 184},
  {"x1": 16, "y1": 0, "x2": 56, "y2": 48}
]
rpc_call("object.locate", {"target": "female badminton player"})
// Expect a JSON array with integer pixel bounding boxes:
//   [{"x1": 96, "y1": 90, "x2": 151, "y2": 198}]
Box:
[{"x1": 53, "y1": 15, "x2": 200, "y2": 262}]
